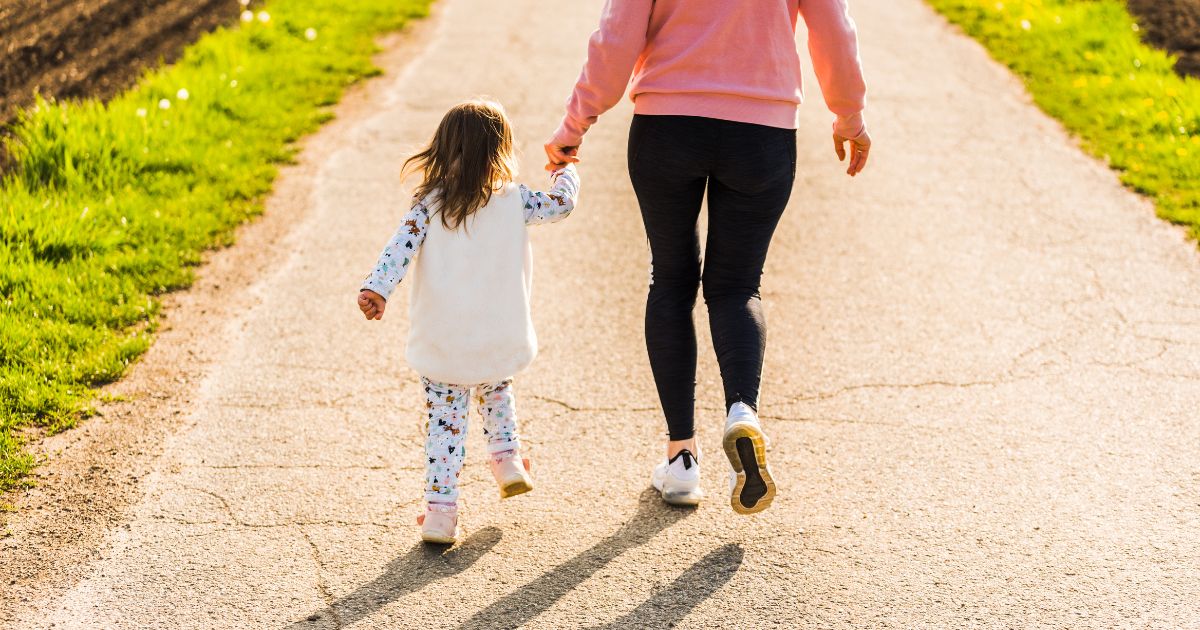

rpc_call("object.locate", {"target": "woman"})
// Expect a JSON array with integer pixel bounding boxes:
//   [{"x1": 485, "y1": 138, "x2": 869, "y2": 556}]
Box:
[{"x1": 546, "y1": 0, "x2": 871, "y2": 514}]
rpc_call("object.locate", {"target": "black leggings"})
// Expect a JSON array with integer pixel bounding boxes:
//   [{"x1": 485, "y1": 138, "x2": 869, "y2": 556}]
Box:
[{"x1": 628, "y1": 115, "x2": 796, "y2": 441}]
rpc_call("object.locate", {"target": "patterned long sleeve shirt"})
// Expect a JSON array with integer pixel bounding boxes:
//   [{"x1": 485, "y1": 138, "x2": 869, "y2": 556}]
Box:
[{"x1": 361, "y1": 165, "x2": 580, "y2": 300}]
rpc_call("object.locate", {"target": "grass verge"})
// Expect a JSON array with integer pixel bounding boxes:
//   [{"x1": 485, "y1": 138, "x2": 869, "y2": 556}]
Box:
[
  {"x1": 0, "y1": 0, "x2": 431, "y2": 492},
  {"x1": 925, "y1": 0, "x2": 1199, "y2": 229}
]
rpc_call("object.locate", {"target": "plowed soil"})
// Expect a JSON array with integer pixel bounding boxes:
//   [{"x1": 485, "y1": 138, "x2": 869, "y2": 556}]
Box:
[
  {"x1": 0, "y1": 0, "x2": 238, "y2": 124},
  {"x1": 1128, "y1": 0, "x2": 1200, "y2": 78}
]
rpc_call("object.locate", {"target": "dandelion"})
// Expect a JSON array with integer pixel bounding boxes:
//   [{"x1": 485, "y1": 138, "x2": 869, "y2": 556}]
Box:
[
  {"x1": 1142, "y1": 98, "x2": 1154, "y2": 107},
  {"x1": 176, "y1": 88, "x2": 189, "y2": 101},
  {"x1": 1099, "y1": 76, "x2": 1113, "y2": 87},
  {"x1": 1193, "y1": 136, "x2": 1200, "y2": 145},
  {"x1": 305, "y1": 27, "x2": 318, "y2": 41},
  {"x1": 1072, "y1": 77, "x2": 1087, "y2": 88},
  {"x1": 135, "y1": 108, "x2": 147, "y2": 117},
  {"x1": 1020, "y1": 19, "x2": 1031, "y2": 31},
  {"x1": 995, "y1": 2, "x2": 1004, "y2": 10},
  {"x1": 1177, "y1": 148, "x2": 1190, "y2": 158},
  {"x1": 257, "y1": 10, "x2": 270, "y2": 22},
  {"x1": 240, "y1": 10, "x2": 253, "y2": 22},
  {"x1": 158, "y1": 98, "x2": 171, "y2": 110},
  {"x1": 1156, "y1": 111, "x2": 1170, "y2": 122}
]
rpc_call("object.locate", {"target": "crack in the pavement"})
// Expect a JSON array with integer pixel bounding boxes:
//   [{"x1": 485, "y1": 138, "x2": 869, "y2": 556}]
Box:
[
  {"x1": 184, "y1": 463, "x2": 395, "y2": 471},
  {"x1": 780, "y1": 376, "x2": 1027, "y2": 405},
  {"x1": 758, "y1": 413, "x2": 943, "y2": 433},
  {"x1": 300, "y1": 527, "x2": 344, "y2": 630},
  {"x1": 178, "y1": 486, "x2": 397, "y2": 529},
  {"x1": 1089, "y1": 343, "x2": 1169, "y2": 369},
  {"x1": 528, "y1": 394, "x2": 657, "y2": 414}
]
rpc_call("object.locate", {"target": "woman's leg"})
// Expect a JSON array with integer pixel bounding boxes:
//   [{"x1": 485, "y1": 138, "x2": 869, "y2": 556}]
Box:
[
  {"x1": 703, "y1": 122, "x2": 797, "y2": 411},
  {"x1": 627, "y1": 115, "x2": 713, "y2": 441},
  {"x1": 422, "y1": 377, "x2": 470, "y2": 504}
]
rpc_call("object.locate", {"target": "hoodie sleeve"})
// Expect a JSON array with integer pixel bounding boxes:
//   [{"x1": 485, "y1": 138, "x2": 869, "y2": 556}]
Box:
[
  {"x1": 799, "y1": 0, "x2": 868, "y2": 138},
  {"x1": 550, "y1": 0, "x2": 654, "y2": 148}
]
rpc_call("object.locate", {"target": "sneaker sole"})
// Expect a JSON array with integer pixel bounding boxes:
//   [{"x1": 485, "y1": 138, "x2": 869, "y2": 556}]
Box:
[
  {"x1": 660, "y1": 487, "x2": 703, "y2": 506},
  {"x1": 723, "y1": 422, "x2": 776, "y2": 515},
  {"x1": 499, "y1": 477, "x2": 533, "y2": 499},
  {"x1": 421, "y1": 532, "x2": 457, "y2": 544}
]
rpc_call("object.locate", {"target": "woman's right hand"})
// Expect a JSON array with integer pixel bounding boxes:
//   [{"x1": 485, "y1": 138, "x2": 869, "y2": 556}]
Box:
[
  {"x1": 833, "y1": 128, "x2": 871, "y2": 177},
  {"x1": 543, "y1": 143, "x2": 580, "y2": 172}
]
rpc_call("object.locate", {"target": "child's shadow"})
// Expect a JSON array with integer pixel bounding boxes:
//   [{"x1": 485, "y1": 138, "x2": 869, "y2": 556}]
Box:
[
  {"x1": 284, "y1": 526, "x2": 502, "y2": 629},
  {"x1": 459, "y1": 488, "x2": 731, "y2": 630}
]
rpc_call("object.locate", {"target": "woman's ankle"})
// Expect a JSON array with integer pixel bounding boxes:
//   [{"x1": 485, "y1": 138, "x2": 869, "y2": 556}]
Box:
[{"x1": 667, "y1": 437, "x2": 697, "y2": 459}]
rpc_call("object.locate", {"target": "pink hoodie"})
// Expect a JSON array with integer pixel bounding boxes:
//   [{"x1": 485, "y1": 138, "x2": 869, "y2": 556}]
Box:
[{"x1": 551, "y1": 0, "x2": 867, "y2": 148}]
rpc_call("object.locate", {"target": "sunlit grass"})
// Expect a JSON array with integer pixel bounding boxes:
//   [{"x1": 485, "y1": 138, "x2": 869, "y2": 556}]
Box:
[
  {"x1": 0, "y1": 0, "x2": 430, "y2": 491},
  {"x1": 926, "y1": 0, "x2": 1199, "y2": 228}
]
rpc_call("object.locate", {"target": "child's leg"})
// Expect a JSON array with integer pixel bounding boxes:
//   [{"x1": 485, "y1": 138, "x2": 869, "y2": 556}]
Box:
[
  {"x1": 476, "y1": 379, "x2": 520, "y2": 454},
  {"x1": 422, "y1": 377, "x2": 470, "y2": 504}
]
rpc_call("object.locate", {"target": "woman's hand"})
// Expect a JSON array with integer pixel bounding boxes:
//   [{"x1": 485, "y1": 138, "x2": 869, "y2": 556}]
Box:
[
  {"x1": 358, "y1": 289, "x2": 386, "y2": 320},
  {"x1": 544, "y1": 143, "x2": 580, "y2": 172},
  {"x1": 833, "y1": 128, "x2": 871, "y2": 177}
]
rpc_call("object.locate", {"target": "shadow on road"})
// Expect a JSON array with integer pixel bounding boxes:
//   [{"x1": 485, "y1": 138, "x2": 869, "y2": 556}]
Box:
[
  {"x1": 285, "y1": 526, "x2": 502, "y2": 629},
  {"x1": 458, "y1": 488, "x2": 694, "y2": 630},
  {"x1": 587, "y1": 543, "x2": 745, "y2": 629}
]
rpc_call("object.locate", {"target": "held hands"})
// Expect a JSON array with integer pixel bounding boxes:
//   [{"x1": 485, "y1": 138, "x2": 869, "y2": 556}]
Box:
[
  {"x1": 833, "y1": 128, "x2": 872, "y2": 177},
  {"x1": 544, "y1": 143, "x2": 580, "y2": 172},
  {"x1": 358, "y1": 289, "x2": 386, "y2": 320}
]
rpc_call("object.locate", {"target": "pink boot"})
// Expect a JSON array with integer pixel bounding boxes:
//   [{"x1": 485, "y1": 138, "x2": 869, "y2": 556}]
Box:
[
  {"x1": 418, "y1": 502, "x2": 458, "y2": 544},
  {"x1": 489, "y1": 450, "x2": 533, "y2": 499}
]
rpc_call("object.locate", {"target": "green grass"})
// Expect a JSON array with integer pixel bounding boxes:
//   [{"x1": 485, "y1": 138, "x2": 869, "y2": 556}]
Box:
[
  {"x1": 0, "y1": 0, "x2": 430, "y2": 492},
  {"x1": 925, "y1": 0, "x2": 1199, "y2": 228}
]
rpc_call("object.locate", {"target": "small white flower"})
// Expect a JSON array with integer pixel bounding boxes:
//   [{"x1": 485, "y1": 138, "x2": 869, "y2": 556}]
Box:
[
  {"x1": 239, "y1": 0, "x2": 250, "y2": 6},
  {"x1": 240, "y1": 10, "x2": 253, "y2": 22},
  {"x1": 230, "y1": 79, "x2": 238, "y2": 88},
  {"x1": 158, "y1": 98, "x2": 171, "y2": 110},
  {"x1": 176, "y1": 88, "x2": 189, "y2": 101},
  {"x1": 1131, "y1": 23, "x2": 1140, "y2": 32},
  {"x1": 305, "y1": 28, "x2": 318, "y2": 41},
  {"x1": 1020, "y1": 19, "x2": 1031, "y2": 31},
  {"x1": 256, "y1": 10, "x2": 270, "y2": 22},
  {"x1": 1133, "y1": 58, "x2": 1142, "y2": 68},
  {"x1": 135, "y1": 108, "x2": 147, "y2": 117}
]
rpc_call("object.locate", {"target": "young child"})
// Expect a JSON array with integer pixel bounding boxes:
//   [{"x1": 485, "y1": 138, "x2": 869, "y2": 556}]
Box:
[{"x1": 357, "y1": 100, "x2": 579, "y2": 544}]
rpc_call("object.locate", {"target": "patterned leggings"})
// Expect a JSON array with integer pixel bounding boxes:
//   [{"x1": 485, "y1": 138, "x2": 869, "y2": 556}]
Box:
[{"x1": 422, "y1": 377, "x2": 521, "y2": 503}]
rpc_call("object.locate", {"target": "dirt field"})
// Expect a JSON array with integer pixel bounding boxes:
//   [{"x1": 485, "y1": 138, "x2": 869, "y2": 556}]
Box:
[
  {"x1": 0, "y1": 0, "x2": 238, "y2": 124},
  {"x1": 1128, "y1": 0, "x2": 1200, "y2": 78}
]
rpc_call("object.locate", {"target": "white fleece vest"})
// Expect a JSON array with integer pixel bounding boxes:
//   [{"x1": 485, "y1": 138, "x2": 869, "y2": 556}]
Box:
[{"x1": 406, "y1": 184, "x2": 536, "y2": 385}]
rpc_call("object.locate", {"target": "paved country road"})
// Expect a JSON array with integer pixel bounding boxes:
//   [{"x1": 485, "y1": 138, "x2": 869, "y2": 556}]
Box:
[{"x1": 5, "y1": 0, "x2": 1200, "y2": 627}]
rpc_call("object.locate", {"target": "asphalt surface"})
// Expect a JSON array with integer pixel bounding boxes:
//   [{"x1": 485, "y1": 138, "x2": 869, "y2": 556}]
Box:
[{"x1": 5, "y1": 0, "x2": 1200, "y2": 627}]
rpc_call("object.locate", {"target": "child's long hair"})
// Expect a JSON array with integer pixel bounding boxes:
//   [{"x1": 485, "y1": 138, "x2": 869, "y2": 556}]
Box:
[{"x1": 402, "y1": 99, "x2": 517, "y2": 230}]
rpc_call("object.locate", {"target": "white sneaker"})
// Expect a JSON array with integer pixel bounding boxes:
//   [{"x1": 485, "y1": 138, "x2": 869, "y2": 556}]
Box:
[
  {"x1": 651, "y1": 449, "x2": 703, "y2": 506},
  {"x1": 722, "y1": 402, "x2": 776, "y2": 515}
]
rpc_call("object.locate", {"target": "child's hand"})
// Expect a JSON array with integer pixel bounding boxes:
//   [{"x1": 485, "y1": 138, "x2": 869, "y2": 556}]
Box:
[{"x1": 358, "y1": 289, "x2": 386, "y2": 320}]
